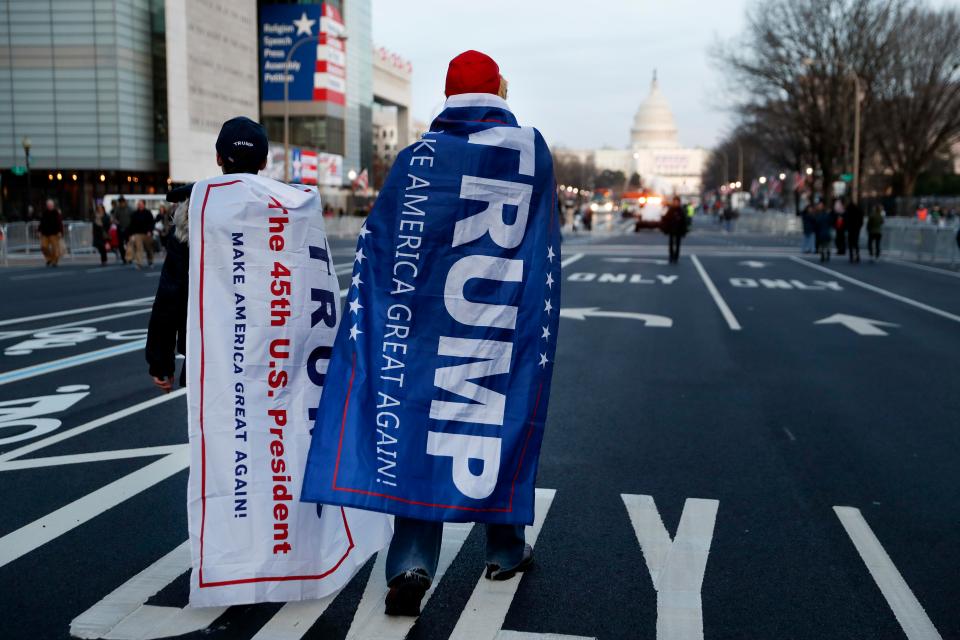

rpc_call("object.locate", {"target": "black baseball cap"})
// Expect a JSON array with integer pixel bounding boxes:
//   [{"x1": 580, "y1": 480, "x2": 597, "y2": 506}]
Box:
[{"x1": 216, "y1": 116, "x2": 268, "y2": 172}]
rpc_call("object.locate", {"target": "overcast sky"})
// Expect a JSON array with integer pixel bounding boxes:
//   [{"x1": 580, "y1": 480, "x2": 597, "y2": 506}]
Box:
[{"x1": 371, "y1": 0, "x2": 758, "y2": 151}]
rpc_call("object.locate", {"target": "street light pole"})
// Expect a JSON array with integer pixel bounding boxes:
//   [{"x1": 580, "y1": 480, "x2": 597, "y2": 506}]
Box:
[
  {"x1": 737, "y1": 143, "x2": 743, "y2": 186},
  {"x1": 282, "y1": 32, "x2": 348, "y2": 184},
  {"x1": 282, "y1": 35, "x2": 318, "y2": 184},
  {"x1": 21, "y1": 137, "x2": 32, "y2": 218},
  {"x1": 851, "y1": 74, "x2": 863, "y2": 204}
]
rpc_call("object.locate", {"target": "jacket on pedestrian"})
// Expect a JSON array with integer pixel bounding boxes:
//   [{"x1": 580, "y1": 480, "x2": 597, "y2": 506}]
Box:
[
  {"x1": 38, "y1": 208, "x2": 63, "y2": 236},
  {"x1": 815, "y1": 211, "x2": 835, "y2": 241},
  {"x1": 845, "y1": 202, "x2": 864, "y2": 233},
  {"x1": 112, "y1": 202, "x2": 132, "y2": 229},
  {"x1": 145, "y1": 201, "x2": 189, "y2": 385},
  {"x1": 661, "y1": 205, "x2": 687, "y2": 236},
  {"x1": 867, "y1": 208, "x2": 884, "y2": 234},
  {"x1": 801, "y1": 207, "x2": 816, "y2": 234},
  {"x1": 130, "y1": 208, "x2": 155, "y2": 235},
  {"x1": 92, "y1": 213, "x2": 109, "y2": 247}
]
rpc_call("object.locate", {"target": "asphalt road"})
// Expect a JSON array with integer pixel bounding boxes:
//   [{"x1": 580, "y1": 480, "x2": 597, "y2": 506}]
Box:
[{"x1": 0, "y1": 221, "x2": 957, "y2": 640}]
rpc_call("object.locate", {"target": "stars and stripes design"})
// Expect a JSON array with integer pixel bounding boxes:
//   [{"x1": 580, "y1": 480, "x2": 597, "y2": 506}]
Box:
[
  {"x1": 314, "y1": 4, "x2": 346, "y2": 105},
  {"x1": 541, "y1": 243, "x2": 559, "y2": 369},
  {"x1": 347, "y1": 223, "x2": 369, "y2": 342}
]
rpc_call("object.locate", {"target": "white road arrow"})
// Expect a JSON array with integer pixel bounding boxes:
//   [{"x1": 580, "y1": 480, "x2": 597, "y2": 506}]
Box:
[
  {"x1": 739, "y1": 260, "x2": 768, "y2": 268},
  {"x1": 560, "y1": 307, "x2": 673, "y2": 327},
  {"x1": 814, "y1": 314, "x2": 899, "y2": 336}
]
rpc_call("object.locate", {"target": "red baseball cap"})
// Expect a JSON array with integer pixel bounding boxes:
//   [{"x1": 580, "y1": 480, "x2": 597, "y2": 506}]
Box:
[{"x1": 445, "y1": 50, "x2": 501, "y2": 97}]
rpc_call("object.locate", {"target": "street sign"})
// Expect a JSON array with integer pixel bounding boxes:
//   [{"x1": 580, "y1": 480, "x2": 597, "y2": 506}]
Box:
[
  {"x1": 10, "y1": 166, "x2": 26, "y2": 176},
  {"x1": 840, "y1": 173, "x2": 853, "y2": 182}
]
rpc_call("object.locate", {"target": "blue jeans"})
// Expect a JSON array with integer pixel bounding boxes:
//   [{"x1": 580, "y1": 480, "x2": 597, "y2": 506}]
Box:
[
  {"x1": 802, "y1": 232, "x2": 816, "y2": 253},
  {"x1": 385, "y1": 516, "x2": 525, "y2": 584}
]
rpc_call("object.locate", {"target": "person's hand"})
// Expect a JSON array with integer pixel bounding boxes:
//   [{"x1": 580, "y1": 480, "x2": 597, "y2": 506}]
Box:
[{"x1": 152, "y1": 376, "x2": 174, "y2": 393}]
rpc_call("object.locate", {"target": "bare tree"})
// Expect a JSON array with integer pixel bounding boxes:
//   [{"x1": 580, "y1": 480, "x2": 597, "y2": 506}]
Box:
[
  {"x1": 716, "y1": 0, "x2": 903, "y2": 198},
  {"x1": 552, "y1": 149, "x2": 597, "y2": 189},
  {"x1": 869, "y1": 6, "x2": 960, "y2": 195}
]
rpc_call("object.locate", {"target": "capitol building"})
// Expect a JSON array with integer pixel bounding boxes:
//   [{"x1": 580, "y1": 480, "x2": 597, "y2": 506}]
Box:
[{"x1": 561, "y1": 72, "x2": 708, "y2": 197}]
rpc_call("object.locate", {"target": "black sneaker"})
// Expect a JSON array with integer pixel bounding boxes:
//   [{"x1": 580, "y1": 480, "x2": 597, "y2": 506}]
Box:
[
  {"x1": 485, "y1": 544, "x2": 534, "y2": 581},
  {"x1": 384, "y1": 568, "x2": 431, "y2": 616}
]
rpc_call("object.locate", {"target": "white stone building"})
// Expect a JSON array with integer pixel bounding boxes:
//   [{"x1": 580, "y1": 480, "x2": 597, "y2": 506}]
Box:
[{"x1": 561, "y1": 73, "x2": 708, "y2": 197}]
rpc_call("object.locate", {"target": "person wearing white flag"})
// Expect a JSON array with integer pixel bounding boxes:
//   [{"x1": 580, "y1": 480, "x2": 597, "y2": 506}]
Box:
[{"x1": 145, "y1": 116, "x2": 391, "y2": 607}]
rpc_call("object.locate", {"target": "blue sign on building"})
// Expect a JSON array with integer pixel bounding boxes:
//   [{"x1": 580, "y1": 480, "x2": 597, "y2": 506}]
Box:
[{"x1": 260, "y1": 4, "x2": 322, "y2": 102}]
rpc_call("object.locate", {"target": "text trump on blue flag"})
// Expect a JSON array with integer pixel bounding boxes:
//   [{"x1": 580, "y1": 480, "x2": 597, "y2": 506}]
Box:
[{"x1": 302, "y1": 94, "x2": 561, "y2": 525}]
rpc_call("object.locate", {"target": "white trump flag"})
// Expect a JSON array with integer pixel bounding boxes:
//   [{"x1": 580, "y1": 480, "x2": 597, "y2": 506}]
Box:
[{"x1": 186, "y1": 174, "x2": 391, "y2": 607}]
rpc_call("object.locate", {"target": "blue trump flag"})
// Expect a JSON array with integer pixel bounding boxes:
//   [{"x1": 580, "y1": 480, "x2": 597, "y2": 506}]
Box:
[{"x1": 301, "y1": 93, "x2": 560, "y2": 525}]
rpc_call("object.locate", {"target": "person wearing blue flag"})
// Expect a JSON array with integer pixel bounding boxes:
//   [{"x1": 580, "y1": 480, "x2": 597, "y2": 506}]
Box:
[{"x1": 301, "y1": 49, "x2": 561, "y2": 616}]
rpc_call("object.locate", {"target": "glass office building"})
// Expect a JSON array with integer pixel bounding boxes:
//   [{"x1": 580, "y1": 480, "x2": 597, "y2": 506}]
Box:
[
  {"x1": 0, "y1": 0, "x2": 373, "y2": 220},
  {"x1": 0, "y1": 0, "x2": 164, "y2": 218}
]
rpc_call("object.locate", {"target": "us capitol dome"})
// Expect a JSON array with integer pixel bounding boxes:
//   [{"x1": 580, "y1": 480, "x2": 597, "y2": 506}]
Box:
[
  {"x1": 630, "y1": 71, "x2": 680, "y2": 150},
  {"x1": 561, "y1": 71, "x2": 706, "y2": 197}
]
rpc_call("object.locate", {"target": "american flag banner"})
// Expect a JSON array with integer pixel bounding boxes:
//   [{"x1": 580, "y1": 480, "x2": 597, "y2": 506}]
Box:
[
  {"x1": 300, "y1": 150, "x2": 319, "y2": 185},
  {"x1": 314, "y1": 3, "x2": 346, "y2": 105},
  {"x1": 301, "y1": 94, "x2": 561, "y2": 525},
  {"x1": 352, "y1": 168, "x2": 369, "y2": 192}
]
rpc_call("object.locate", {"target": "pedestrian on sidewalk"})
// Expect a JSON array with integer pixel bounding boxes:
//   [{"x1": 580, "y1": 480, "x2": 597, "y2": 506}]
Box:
[
  {"x1": 92, "y1": 204, "x2": 110, "y2": 266},
  {"x1": 845, "y1": 199, "x2": 864, "y2": 263},
  {"x1": 111, "y1": 196, "x2": 131, "y2": 264},
  {"x1": 146, "y1": 116, "x2": 269, "y2": 392},
  {"x1": 38, "y1": 198, "x2": 64, "y2": 267},
  {"x1": 128, "y1": 200, "x2": 155, "y2": 268},
  {"x1": 867, "y1": 204, "x2": 884, "y2": 260},
  {"x1": 833, "y1": 198, "x2": 847, "y2": 256},
  {"x1": 801, "y1": 201, "x2": 816, "y2": 253},
  {"x1": 814, "y1": 200, "x2": 833, "y2": 262},
  {"x1": 662, "y1": 195, "x2": 687, "y2": 263},
  {"x1": 108, "y1": 219, "x2": 122, "y2": 262}
]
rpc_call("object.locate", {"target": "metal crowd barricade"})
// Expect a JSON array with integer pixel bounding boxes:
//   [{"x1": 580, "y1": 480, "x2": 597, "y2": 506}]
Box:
[
  {"x1": 882, "y1": 219, "x2": 960, "y2": 265},
  {"x1": 0, "y1": 220, "x2": 94, "y2": 261},
  {"x1": 64, "y1": 221, "x2": 94, "y2": 255},
  {"x1": 731, "y1": 209, "x2": 959, "y2": 266}
]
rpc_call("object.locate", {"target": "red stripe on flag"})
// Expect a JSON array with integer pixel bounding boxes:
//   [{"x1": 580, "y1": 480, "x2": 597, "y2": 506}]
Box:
[
  {"x1": 313, "y1": 88, "x2": 346, "y2": 105},
  {"x1": 315, "y1": 61, "x2": 346, "y2": 78}
]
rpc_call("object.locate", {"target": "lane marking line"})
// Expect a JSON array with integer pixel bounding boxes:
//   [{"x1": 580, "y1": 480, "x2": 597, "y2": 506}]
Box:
[
  {"x1": 622, "y1": 494, "x2": 719, "y2": 640},
  {"x1": 0, "y1": 444, "x2": 185, "y2": 472},
  {"x1": 0, "y1": 340, "x2": 146, "y2": 385},
  {"x1": 790, "y1": 257, "x2": 960, "y2": 324},
  {"x1": 690, "y1": 255, "x2": 742, "y2": 331},
  {"x1": 0, "y1": 389, "x2": 186, "y2": 463},
  {"x1": 345, "y1": 522, "x2": 475, "y2": 640},
  {"x1": 782, "y1": 427, "x2": 796, "y2": 442},
  {"x1": 834, "y1": 506, "x2": 943, "y2": 640},
  {"x1": 251, "y1": 596, "x2": 338, "y2": 640},
  {"x1": 449, "y1": 488, "x2": 556, "y2": 640},
  {"x1": 10, "y1": 271, "x2": 75, "y2": 281},
  {"x1": 0, "y1": 296, "x2": 153, "y2": 327},
  {"x1": 496, "y1": 633, "x2": 597, "y2": 640},
  {"x1": 0, "y1": 308, "x2": 151, "y2": 343},
  {"x1": 888, "y1": 258, "x2": 960, "y2": 280},
  {"x1": 560, "y1": 253, "x2": 584, "y2": 269},
  {"x1": 70, "y1": 542, "x2": 196, "y2": 639},
  {"x1": 0, "y1": 450, "x2": 188, "y2": 570}
]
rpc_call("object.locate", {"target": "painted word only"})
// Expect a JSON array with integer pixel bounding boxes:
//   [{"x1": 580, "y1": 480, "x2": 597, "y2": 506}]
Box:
[
  {"x1": 568, "y1": 272, "x2": 678, "y2": 285},
  {"x1": 729, "y1": 278, "x2": 842, "y2": 291}
]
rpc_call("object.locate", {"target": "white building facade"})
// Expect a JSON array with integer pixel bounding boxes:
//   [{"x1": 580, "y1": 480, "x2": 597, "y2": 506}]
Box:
[{"x1": 564, "y1": 73, "x2": 707, "y2": 198}]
